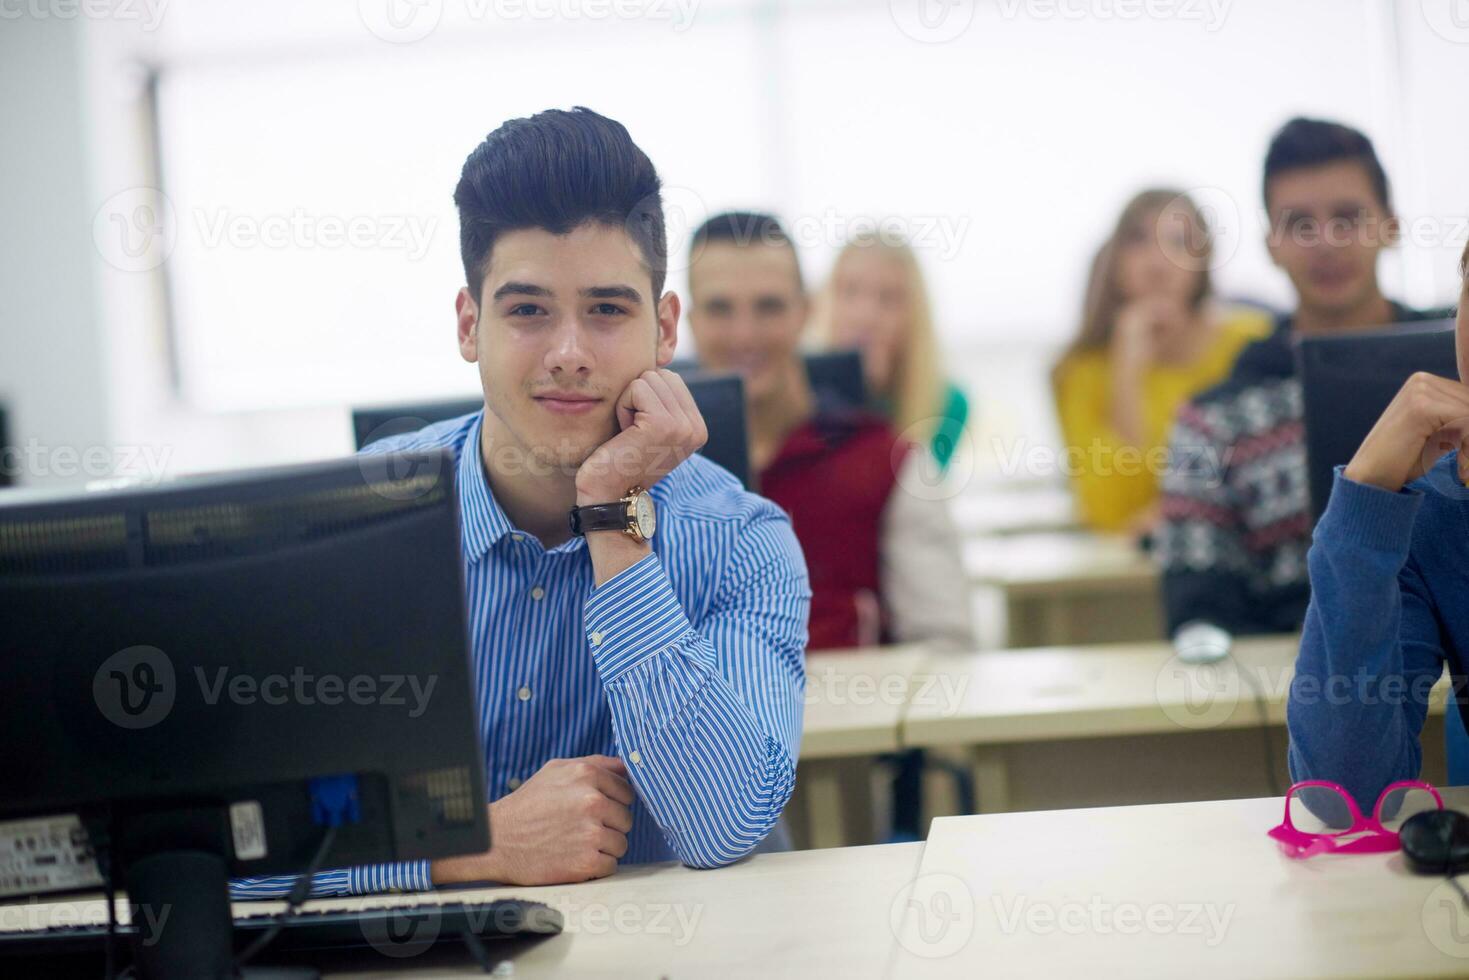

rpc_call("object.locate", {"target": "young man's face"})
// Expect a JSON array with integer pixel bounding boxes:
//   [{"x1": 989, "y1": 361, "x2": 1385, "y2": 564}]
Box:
[
  {"x1": 686, "y1": 241, "x2": 808, "y2": 405},
  {"x1": 1265, "y1": 160, "x2": 1395, "y2": 320},
  {"x1": 457, "y1": 222, "x2": 679, "y2": 472}
]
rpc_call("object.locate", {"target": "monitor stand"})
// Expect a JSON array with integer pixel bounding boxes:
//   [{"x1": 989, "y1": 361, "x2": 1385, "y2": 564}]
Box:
[{"x1": 120, "y1": 825, "x2": 318, "y2": 979}]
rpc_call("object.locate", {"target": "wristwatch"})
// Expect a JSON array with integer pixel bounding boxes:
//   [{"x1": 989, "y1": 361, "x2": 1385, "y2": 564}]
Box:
[{"x1": 568, "y1": 487, "x2": 656, "y2": 543}]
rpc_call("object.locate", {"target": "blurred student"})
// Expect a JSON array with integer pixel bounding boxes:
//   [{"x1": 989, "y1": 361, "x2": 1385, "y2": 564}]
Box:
[
  {"x1": 812, "y1": 233, "x2": 970, "y2": 474},
  {"x1": 686, "y1": 212, "x2": 974, "y2": 651},
  {"x1": 1156, "y1": 117, "x2": 1447, "y2": 637},
  {"x1": 1286, "y1": 239, "x2": 1469, "y2": 811},
  {"x1": 1052, "y1": 190, "x2": 1272, "y2": 535}
]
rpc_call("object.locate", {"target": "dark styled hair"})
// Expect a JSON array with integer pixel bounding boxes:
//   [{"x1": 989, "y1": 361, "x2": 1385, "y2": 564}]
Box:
[
  {"x1": 688, "y1": 211, "x2": 803, "y2": 289},
  {"x1": 453, "y1": 107, "x2": 666, "y2": 303},
  {"x1": 1262, "y1": 117, "x2": 1391, "y2": 213}
]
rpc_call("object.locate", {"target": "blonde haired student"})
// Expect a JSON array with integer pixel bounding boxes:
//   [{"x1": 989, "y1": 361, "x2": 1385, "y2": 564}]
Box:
[
  {"x1": 1052, "y1": 189, "x2": 1271, "y2": 534},
  {"x1": 811, "y1": 232, "x2": 969, "y2": 474}
]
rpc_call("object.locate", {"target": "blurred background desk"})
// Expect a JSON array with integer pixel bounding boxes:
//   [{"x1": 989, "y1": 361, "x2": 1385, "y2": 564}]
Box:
[
  {"x1": 792, "y1": 647, "x2": 928, "y2": 849},
  {"x1": 904, "y1": 636, "x2": 1450, "y2": 820},
  {"x1": 948, "y1": 485, "x2": 1081, "y2": 538},
  {"x1": 963, "y1": 532, "x2": 1163, "y2": 648}
]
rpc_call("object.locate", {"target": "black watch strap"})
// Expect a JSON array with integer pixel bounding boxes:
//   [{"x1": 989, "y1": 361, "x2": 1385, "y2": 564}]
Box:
[{"x1": 569, "y1": 501, "x2": 628, "y2": 536}]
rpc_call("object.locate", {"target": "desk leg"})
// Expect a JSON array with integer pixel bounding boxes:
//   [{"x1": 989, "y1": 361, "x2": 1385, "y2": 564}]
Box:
[
  {"x1": 801, "y1": 760, "x2": 848, "y2": 849},
  {"x1": 968, "y1": 746, "x2": 1011, "y2": 814}
]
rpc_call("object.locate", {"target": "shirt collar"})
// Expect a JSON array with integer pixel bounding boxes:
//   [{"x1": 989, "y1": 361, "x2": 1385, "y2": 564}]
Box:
[
  {"x1": 457, "y1": 412, "x2": 515, "y2": 561},
  {"x1": 457, "y1": 412, "x2": 604, "y2": 561}
]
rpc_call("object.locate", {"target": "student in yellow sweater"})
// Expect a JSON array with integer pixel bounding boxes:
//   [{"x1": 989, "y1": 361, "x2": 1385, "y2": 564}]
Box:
[{"x1": 1053, "y1": 189, "x2": 1272, "y2": 535}]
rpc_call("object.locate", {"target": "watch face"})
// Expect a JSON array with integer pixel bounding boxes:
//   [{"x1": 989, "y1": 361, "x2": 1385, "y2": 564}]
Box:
[{"x1": 634, "y1": 492, "x2": 656, "y2": 540}]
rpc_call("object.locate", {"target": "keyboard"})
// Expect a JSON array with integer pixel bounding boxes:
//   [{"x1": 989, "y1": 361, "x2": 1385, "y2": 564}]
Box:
[{"x1": 0, "y1": 895, "x2": 562, "y2": 963}]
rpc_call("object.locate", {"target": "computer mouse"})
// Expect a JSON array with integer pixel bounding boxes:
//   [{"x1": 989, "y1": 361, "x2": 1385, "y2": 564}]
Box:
[
  {"x1": 1399, "y1": 809, "x2": 1469, "y2": 874},
  {"x1": 1172, "y1": 621, "x2": 1232, "y2": 665}
]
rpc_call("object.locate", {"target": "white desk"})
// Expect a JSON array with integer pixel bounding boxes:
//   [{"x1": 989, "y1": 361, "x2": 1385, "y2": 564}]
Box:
[
  {"x1": 963, "y1": 532, "x2": 1162, "y2": 647},
  {"x1": 4, "y1": 842, "x2": 925, "y2": 979},
  {"x1": 890, "y1": 791, "x2": 1469, "y2": 978}
]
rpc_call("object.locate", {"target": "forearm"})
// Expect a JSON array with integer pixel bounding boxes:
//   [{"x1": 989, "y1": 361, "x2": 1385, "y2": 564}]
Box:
[
  {"x1": 604, "y1": 649, "x2": 798, "y2": 867},
  {"x1": 584, "y1": 553, "x2": 804, "y2": 868},
  {"x1": 584, "y1": 524, "x2": 652, "y2": 587},
  {"x1": 1287, "y1": 472, "x2": 1432, "y2": 809},
  {"x1": 231, "y1": 862, "x2": 432, "y2": 900}
]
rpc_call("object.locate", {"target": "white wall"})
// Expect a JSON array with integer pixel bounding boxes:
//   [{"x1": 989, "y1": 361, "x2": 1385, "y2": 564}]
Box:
[
  {"x1": 79, "y1": 16, "x2": 354, "y2": 486},
  {"x1": 3, "y1": 0, "x2": 1466, "y2": 488},
  {"x1": 0, "y1": 16, "x2": 111, "y2": 489}
]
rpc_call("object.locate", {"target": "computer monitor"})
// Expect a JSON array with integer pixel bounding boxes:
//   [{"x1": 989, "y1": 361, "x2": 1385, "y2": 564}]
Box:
[
  {"x1": 674, "y1": 373, "x2": 750, "y2": 490},
  {"x1": 0, "y1": 452, "x2": 488, "y2": 978},
  {"x1": 1297, "y1": 320, "x2": 1458, "y2": 524},
  {"x1": 803, "y1": 350, "x2": 867, "y2": 407},
  {"x1": 669, "y1": 349, "x2": 868, "y2": 409},
  {"x1": 352, "y1": 397, "x2": 481, "y2": 451},
  {"x1": 352, "y1": 374, "x2": 753, "y2": 490}
]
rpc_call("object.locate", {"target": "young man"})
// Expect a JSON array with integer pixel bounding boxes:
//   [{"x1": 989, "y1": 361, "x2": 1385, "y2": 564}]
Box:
[
  {"x1": 1287, "y1": 241, "x2": 1469, "y2": 810},
  {"x1": 1155, "y1": 117, "x2": 1446, "y2": 636},
  {"x1": 684, "y1": 212, "x2": 973, "y2": 651},
  {"x1": 235, "y1": 109, "x2": 811, "y2": 897}
]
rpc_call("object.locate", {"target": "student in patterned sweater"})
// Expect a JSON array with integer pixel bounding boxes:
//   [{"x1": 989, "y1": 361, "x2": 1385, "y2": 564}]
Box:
[{"x1": 1155, "y1": 117, "x2": 1446, "y2": 636}]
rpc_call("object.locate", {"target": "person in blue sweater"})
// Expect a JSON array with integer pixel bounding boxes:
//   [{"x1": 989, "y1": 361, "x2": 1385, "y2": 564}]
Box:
[{"x1": 1287, "y1": 240, "x2": 1469, "y2": 810}]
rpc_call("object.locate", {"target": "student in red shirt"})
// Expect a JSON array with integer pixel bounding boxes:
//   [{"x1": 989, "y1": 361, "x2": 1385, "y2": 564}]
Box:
[{"x1": 684, "y1": 212, "x2": 972, "y2": 651}]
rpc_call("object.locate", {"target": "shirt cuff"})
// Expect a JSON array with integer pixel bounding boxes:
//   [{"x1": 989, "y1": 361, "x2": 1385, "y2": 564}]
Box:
[
  {"x1": 346, "y1": 860, "x2": 433, "y2": 895},
  {"x1": 1321, "y1": 465, "x2": 1424, "y2": 555},
  {"x1": 584, "y1": 552, "x2": 695, "y2": 682}
]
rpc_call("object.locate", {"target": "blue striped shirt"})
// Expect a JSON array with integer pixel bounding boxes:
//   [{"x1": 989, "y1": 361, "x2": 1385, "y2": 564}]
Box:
[{"x1": 231, "y1": 411, "x2": 810, "y2": 898}]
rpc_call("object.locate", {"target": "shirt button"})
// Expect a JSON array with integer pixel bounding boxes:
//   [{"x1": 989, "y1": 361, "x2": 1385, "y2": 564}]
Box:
[
  {"x1": 629, "y1": 751, "x2": 643, "y2": 765},
  {"x1": 590, "y1": 631, "x2": 603, "y2": 646},
  {"x1": 517, "y1": 686, "x2": 532, "y2": 702},
  {"x1": 530, "y1": 586, "x2": 545, "y2": 601},
  {"x1": 510, "y1": 533, "x2": 524, "y2": 543},
  {"x1": 507, "y1": 777, "x2": 523, "y2": 790}
]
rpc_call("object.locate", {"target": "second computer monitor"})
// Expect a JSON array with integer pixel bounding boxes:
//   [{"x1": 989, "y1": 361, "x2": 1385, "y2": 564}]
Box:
[{"x1": 1296, "y1": 319, "x2": 1458, "y2": 524}]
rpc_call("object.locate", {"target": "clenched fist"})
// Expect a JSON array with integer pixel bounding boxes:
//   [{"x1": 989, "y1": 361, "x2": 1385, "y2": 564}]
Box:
[
  {"x1": 575, "y1": 369, "x2": 709, "y2": 504},
  {"x1": 431, "y1": 755, "x2": 635, "y2": 887},
  {"x1": 1344, "y1": 371, "x2": 1469, "y2": 493}
]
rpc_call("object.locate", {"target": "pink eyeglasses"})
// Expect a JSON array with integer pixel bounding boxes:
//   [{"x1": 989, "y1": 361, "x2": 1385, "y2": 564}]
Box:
[{"x1": 1268, "y1": 780, "x2": 1445, "y2": 859}]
